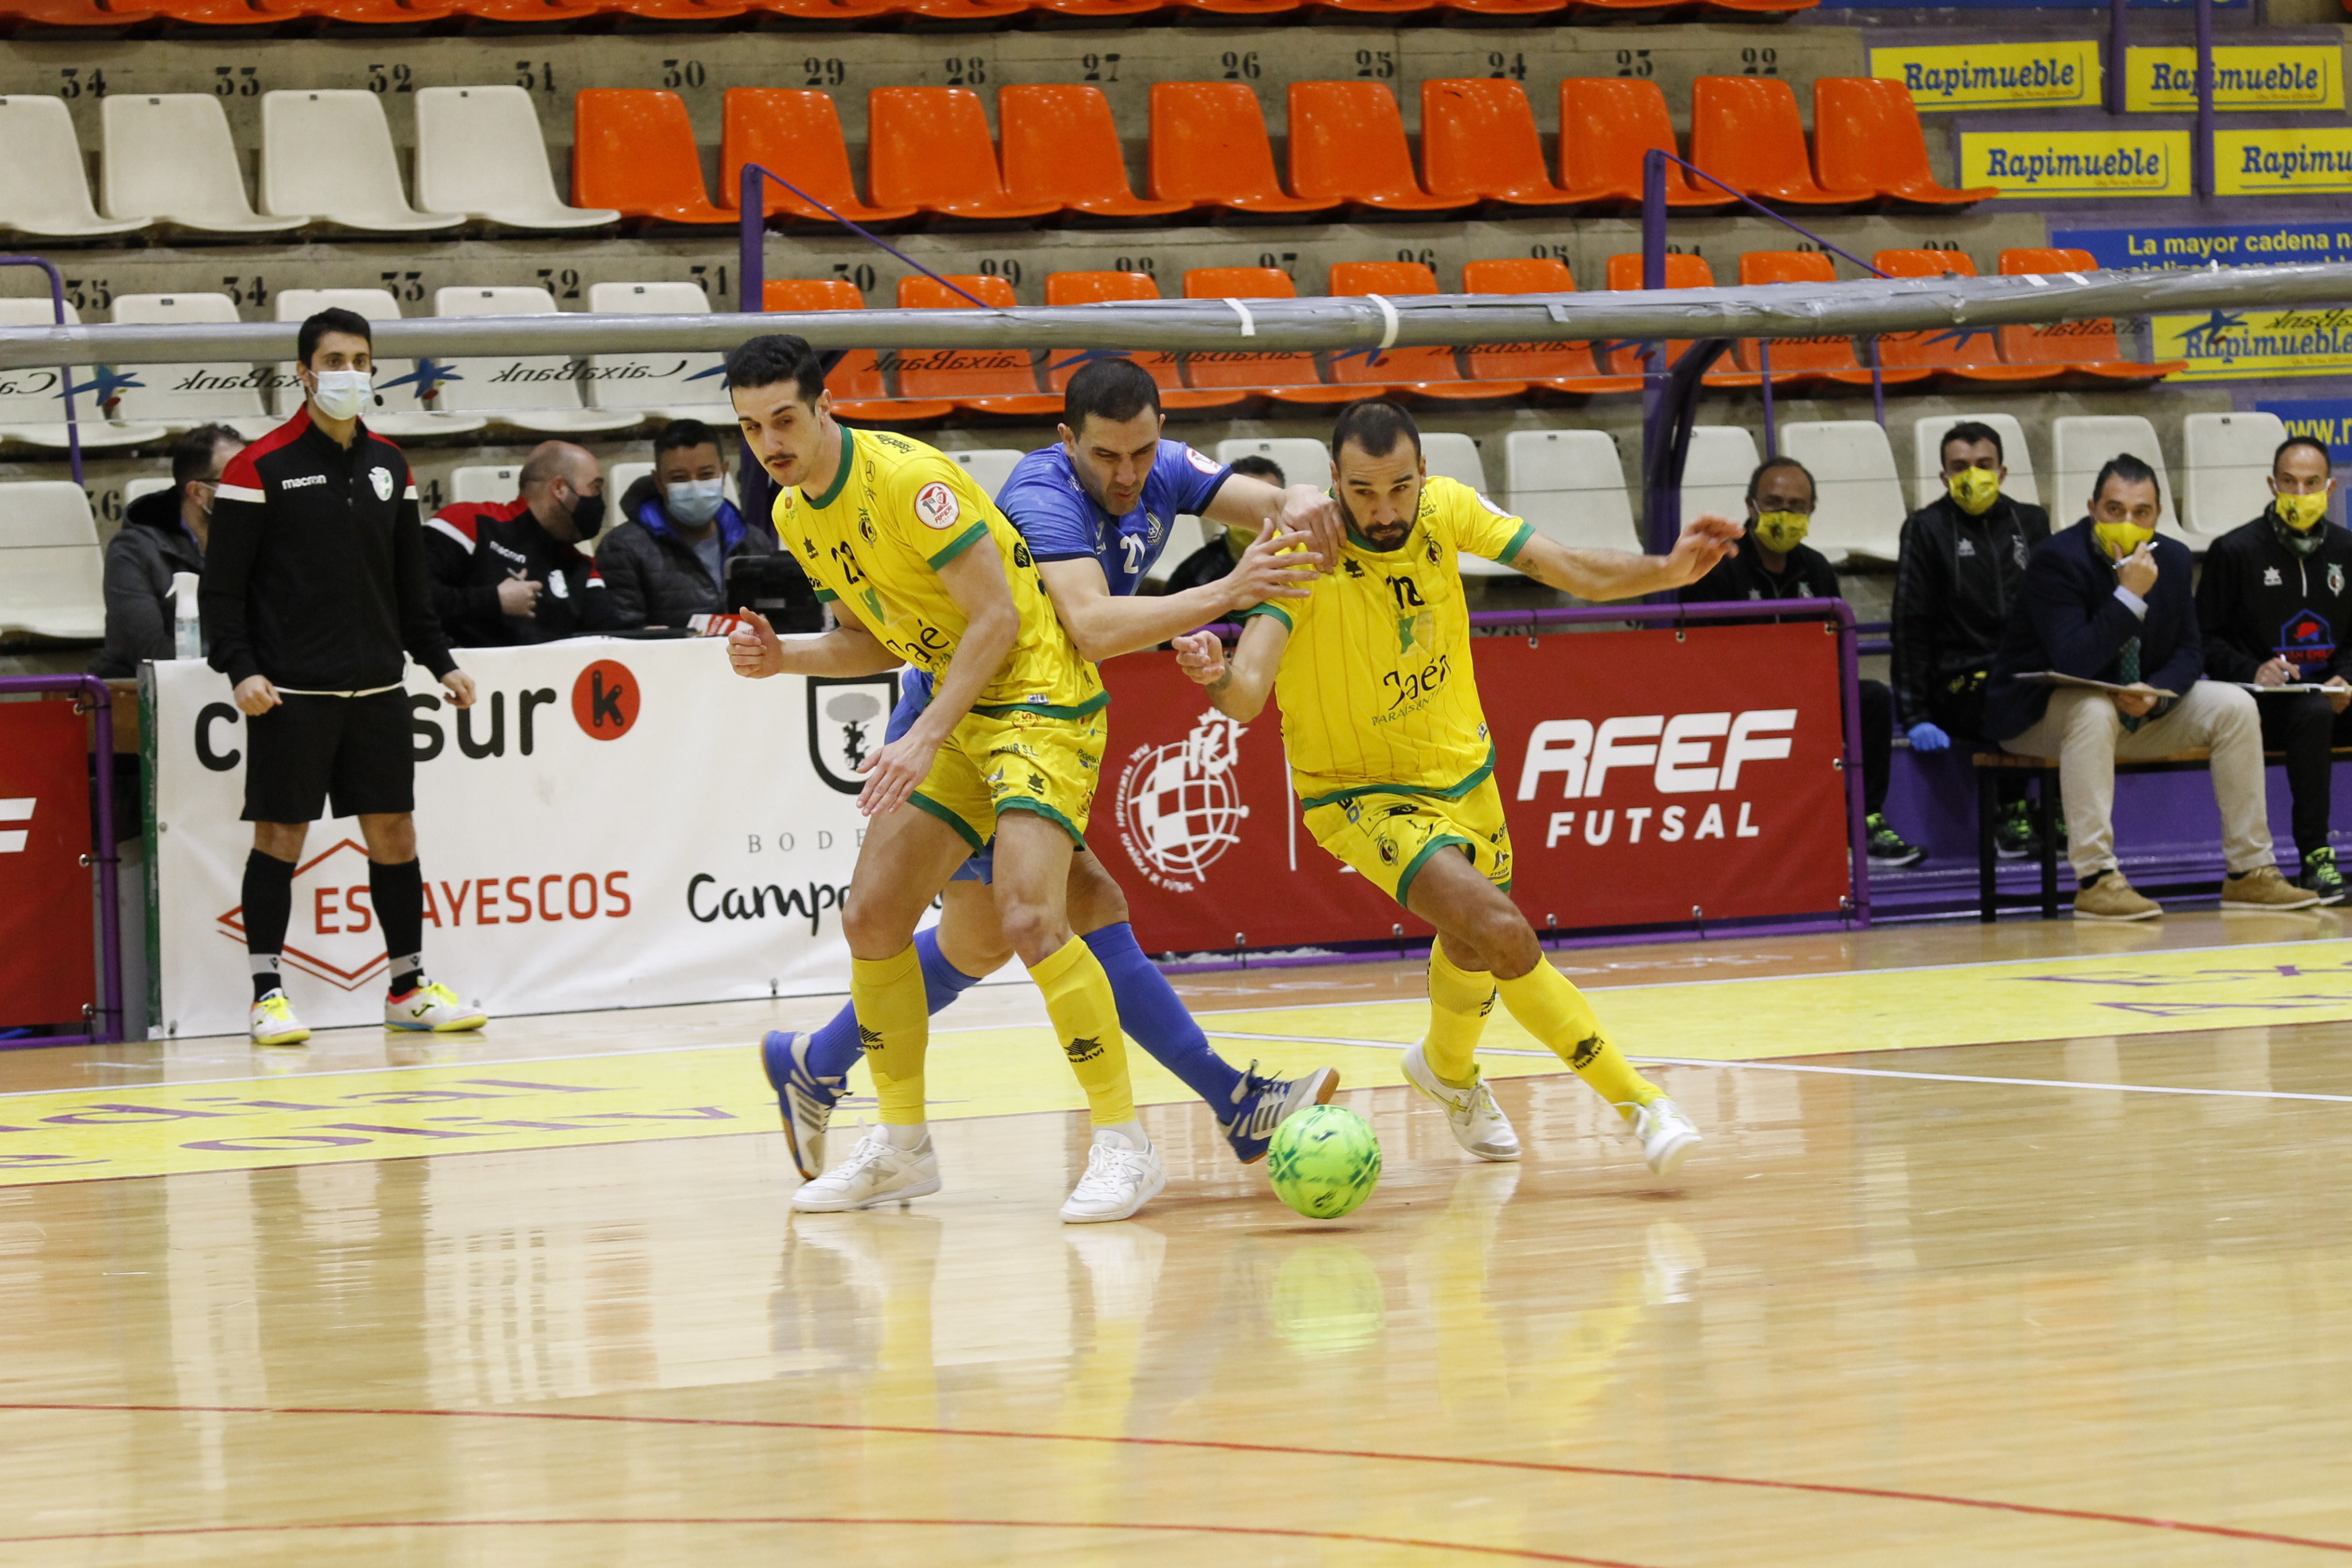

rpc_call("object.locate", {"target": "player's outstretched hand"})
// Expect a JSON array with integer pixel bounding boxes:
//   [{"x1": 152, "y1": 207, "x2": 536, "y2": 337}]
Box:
[
  {"x1": 727, "y1": 609, "x2": 787, "y2": 679},
  {"x1": 1664, "y1": 513, "x2": 1744, "y2": 585},
  {"x1": 1227, "y1": 519, "x2": 1321, "y2": 609},
  {"x1": 1278, "y1": 485, "x2": 1345, "y2": 570},
  {"x1": 442, "y1": 669, "x2": 478, "y2": 710},
  {"x1": 1173, "y1": 631, "x2": 1229, "y2": 688},
  {"x1": 231, "y1": 673, "x2": 281, "y2": 717},
  {"x1": 856, "y1": 730, "x2": 939, "y2": 819}
]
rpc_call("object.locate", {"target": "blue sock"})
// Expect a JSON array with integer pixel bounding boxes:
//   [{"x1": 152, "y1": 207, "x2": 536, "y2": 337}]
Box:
[
  {"x1": 803, "y1": 927, "x2": 984, "y2": 1082},
  {"x1": 1085, "y1": 922, "x2": 1243, "y2": 1109}
]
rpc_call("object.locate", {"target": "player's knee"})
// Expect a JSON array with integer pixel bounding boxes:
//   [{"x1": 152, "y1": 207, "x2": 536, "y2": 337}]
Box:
[
  {"x1": 839, "y1": 890, "x2": 904, "y2": 958},
  {"x1": 1473, "y1": 904, "x2": 1541, "y2": 979},
  {"x1": 997, "y1": 896, "x2": 1070, "y2": 967},
  {"x1": 1067, "y1": 854, "x2": 1131, "y2": 932}
]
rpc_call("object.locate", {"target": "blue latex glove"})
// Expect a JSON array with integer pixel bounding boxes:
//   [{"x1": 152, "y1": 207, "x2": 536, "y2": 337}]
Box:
[{"x1": 1907, "y1": 722, "x2": 1951, "y2": 753}]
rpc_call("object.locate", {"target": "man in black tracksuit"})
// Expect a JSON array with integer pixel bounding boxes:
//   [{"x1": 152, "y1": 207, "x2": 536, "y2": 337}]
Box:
[
  {"x1": 91, "y1": 423, "x2": 243, "y2": 677},
  {"x1": 2194, "y1": 433, "x2": 2352, "y2": 903},
  {"x1": 1891, "y1": 420, "x2": 2052, "y2": 857},
  {"x1": 202, "y1": 307, "x2": 487, "y2": 1047},
  {"x1": 424, "y1": 440, "x2": 619, "y2": 648},
  {"x1": 1681, "y1": 455, "x2": 1924, "y2": 866}
]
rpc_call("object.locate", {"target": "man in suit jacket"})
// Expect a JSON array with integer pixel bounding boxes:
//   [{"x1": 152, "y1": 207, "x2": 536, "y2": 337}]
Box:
[{"x1": 1987, "y1": 454, "x2": 2314, "y2": 921}]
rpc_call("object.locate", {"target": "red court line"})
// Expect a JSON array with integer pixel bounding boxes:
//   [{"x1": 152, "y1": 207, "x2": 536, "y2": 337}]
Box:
[
  {"x1": 0, "y1": 1514, "x2": 1643, "y2": 1563},
  {"x1": 6, "y1": 1402, "x2": 2346, "y2": 1556}
]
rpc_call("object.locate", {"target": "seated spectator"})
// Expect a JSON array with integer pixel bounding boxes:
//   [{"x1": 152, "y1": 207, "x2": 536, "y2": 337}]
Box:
[
  {"x1": 1682, "y1": 456, "x2": 1925, "y2": 868},
  {"x1": 1988, "y1": 454, "x2": 2314, "y2": 920},
  {"x1": 597, "y1": 417, "x2": 777, "y2": 630},
  {"x1": 1162, "y1": 453, "x2": 1286, "y2": 596},
  {"x1": 424, "y1": 442, "x2": 617, "y2": 648},
  {"x1": 1893, "y1": 420, "x2": 2053, "y2": 858},
  {"x1": 92, "y1": 423, "x2": 244, "y2": 677},
  {"x1": 2195, "y1": 435, "x2": 2351, "y2": 904}
]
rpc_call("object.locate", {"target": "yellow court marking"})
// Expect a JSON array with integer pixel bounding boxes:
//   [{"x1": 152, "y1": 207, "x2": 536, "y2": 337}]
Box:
[{"x1": 3, "y1": 940, "x2": 2349, "y2": 1187}]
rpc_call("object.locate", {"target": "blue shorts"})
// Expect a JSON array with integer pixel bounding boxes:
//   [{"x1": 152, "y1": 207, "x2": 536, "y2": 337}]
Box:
[{"x1": 889, "y1": 671, "x2": 993, "y2": 885}]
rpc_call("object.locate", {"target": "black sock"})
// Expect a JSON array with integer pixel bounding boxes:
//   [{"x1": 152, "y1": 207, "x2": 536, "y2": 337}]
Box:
[
  {"x1": 2080, "y1": 869, "x2": 2111, "y2": 891},
  {"x1": 244, "y1": 850, "x2": 295, "y2": 1000},
  {"x1": 372, "y1": 857, "x2": 426, "y2": 996}
]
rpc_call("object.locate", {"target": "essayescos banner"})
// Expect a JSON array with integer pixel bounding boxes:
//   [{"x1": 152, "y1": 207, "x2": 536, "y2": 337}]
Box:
[{"x1": 1099, "y1": 621, "x2": 1853, "y2": 955}]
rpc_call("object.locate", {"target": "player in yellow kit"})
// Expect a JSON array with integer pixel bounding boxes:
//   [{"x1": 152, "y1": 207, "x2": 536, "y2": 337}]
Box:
[
  {"x1": 722, "y1": 333, "x2": 1162, "y2": 1224},
  {"x1": 1175, "y1": 400, "x2": 1743, "y2": 1176}
]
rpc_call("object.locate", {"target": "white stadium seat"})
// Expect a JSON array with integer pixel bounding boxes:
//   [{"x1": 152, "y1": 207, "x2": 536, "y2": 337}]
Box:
[
  {"x1": 415, "y1": 87, "x2": 618, "y2": 233},
  {"x1": 0, "y1": 481, "x2": 106, "y2": 639},
  {"x1": 270, "y1": 288, "x2": 488, "y2": 440},
  {"x1": 100, "y1": 95, "x2": 305, "y2": 237},
  {"x1": 107, "y1": 294, "x2": 279, "y2": 440},
  {"x1": 1678, "y1": 425, "x2": 1760, "y2": 537},
  {"x1": 1779, "y1": 420, "x2": 1905, "y2": 565},
  {"x1": 0, "y1": 299, "x2": 170, "y2": 454},
  {"x1": 2051, "y1": 415, "x2": 2173, "y2": 535},
  {"x1": 946, "y1": 448, "x2": 1022, "y2": 500},
  {"x1": 426, "y1": 287, "x2": 643, "y2": 438},
  {"x1": 123, "y1": 477, "x2": 175, "y2": 513},
  {"x1": 582, "y1": 282, "x2": 733, "y2": 423},
  {"x1": 2182, "y1": 411, "x2": 2288, "y2": 545},
  {"x1": 259, "y1": 91, "x2": 463, "y2": 235},
  {"x1": 0, "y1": 96, "x2": 146, "y2": 241},
  {"x1": 1420, "y1": 431, "x2": 1487, "y2": 491},
  {"x1": 1503, "y1": 429, "x2": 1639, "y2": 559},
  {"x1": 448, "y1": 464, "x2": 524, "y2": 505},
  {"x1": 1910, "y1": 412, "x2": 2039, "y2": 510},
  {"x1": 1214, "y1": 438, "x2": 1331, "y2": 491}
]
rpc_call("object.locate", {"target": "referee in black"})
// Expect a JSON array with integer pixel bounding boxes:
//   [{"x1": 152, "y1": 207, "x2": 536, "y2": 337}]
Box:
[{"x1": 202, "y1": 308, "x2": 489, "y2": 1045}]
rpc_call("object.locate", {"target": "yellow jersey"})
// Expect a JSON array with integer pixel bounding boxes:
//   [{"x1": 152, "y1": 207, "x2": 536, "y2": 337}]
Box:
[
  {"x1": 1238, "y1": 475, "x2": 1533, "y2": 808},
  {"x1": 773, "y1": 425, "x2": 1104, "y2": 717}
]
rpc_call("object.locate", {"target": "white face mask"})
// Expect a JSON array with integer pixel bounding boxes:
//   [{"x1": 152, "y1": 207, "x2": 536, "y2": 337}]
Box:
[
  {"x1": 665, "y1": 477, "x2": 726, "y2": 527},
  {"x1": 309, "y1": 368, "x2": 372, "y2": 421}
]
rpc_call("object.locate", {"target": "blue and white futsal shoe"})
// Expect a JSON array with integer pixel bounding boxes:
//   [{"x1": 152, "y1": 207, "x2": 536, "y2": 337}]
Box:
[
  {"x1": 1218, "y1": 1062, "x2": 1341, "y2": 1164},
  {"x1": 761, "y1": 1029, "x2": 846, "y2": 1180}
]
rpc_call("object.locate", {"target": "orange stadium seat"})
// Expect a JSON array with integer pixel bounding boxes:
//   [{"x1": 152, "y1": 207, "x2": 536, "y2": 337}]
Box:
[
  {"x1": 1421, "y1": 80, "x2": 1600, "y2": 211},
  {"x1": 744, "y1": 0, "x2": 899, "y2": 16},
  {"x1": 1041, "y1": 272, "x2": 1244, "y2": 410},
  {"x1": 1599, "y1": 252, "x2": 1761, "y2": 388},
  {"x1": 1179, "y1": 267, "x2": 1357, "y2": 405},
  {"x1": 1688, "y1": 78, "x2": 1874, "y2": 209},
  {"x1": 1812, "y1": 79, "x2": 1996, "y2": 207},
  {"x1": 893, "y1": 0, "x2": 1031, "y2": 19},
  {"x1": 606, "y1": 0, "x2": 752, "y2": 21},
  {"x1": 309, "y1": 0, "x2": 462, "y2": 18},
  {"x1": 867, "y1": 88, "x2": 1061, "y2": 226},
  {"x1": 1287, "y1": 83, "x2": 1473, "y2": 218},
  {"x1": 1995, "y1": 249, "x2": 2176, "y2": 382},
  {"x1": 1733, "y1": 251, "x2": 1930, "y2": 388},
  {"x1": 1558, "y1": 79, "x2": 1736, "y2": 210},
  {"x1": 440, "y1": 0, "x2": 605, "y2": 20},
  {"x1": 763, "y1": 279, "x2": 953, "y2": 425},
  {"x1": 0, "y1": 0, "x2": 156, "y2": 24},
  {"x1": 572, "y1": 91, "x2": 736, "y2": 227},
  {"x1": 1870, "y1": 249, "x2": 2053, "y2": 384},
  {"x1": 1437, "y1": 0, "x2": 1565, "y2": 15},
  {"x1": 1678, "y1": 0, "x2": 1817, "y2": 11},
  {"x1": 1163, "y1": 0, "x2": 1299, "y2": 11},
  {"x1": 1030, "y1": 0, "x2": 1162, "y2": 14},
  {"x1": 722, "y1": 90, "x2": 917, "y2": 229},
  {"x1": 895, "y1": 274, "x2": 1062, "y2": 417},
  {"x1": 1310, "y1": 0, "x2": 1435, "y2": 13},
  {"x1": 1325, "y1": 262, "x2": 1523, "y2": 402},
  {"x1": 1459, "y1": 258, "x2": 1642, "y2": 397},
  {"x1": 1000, "y1": 87, "x2": 1192, "y2": 222},
  {"x1": 1148, "y1": 83, "x2": 1341, "y2": 220}
]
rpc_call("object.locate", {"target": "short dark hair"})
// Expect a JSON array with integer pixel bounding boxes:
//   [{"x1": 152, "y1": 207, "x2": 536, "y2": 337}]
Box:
[
  {"x1": 1746, "y1": 455, "x2": 1816, "y2": 504},
  {"x1": 1228, "y1": 454, "x2": 1286, "y2": 487},
  {"x1": 723, "y1": 334, "x2": 827, "y2": 404},
  {"x1": 654, "y1": 417, "x2": 724, "y2": 463},
  {"x1": 1941, "y1": 420, "x2": 2005, "y2": 464},
  {"x1": 2275, "y1": 434, "x2": 2333, "y2": 474},
  {"x1": 172, "y1": 423, "x2": 242, "y2": 500},
  {"x1": 1332, "y1": 398, "x2": 1421, "y2": 462},
  {"x1": 297, "y1": 307, "x2": 372, "y2": 366},
  {"x1": 1062, "y1": 357, "x2": 1160, "y2": 431},
  {"x1": 2092, "y1": 452, "x2": 2161, "y2": 505}
]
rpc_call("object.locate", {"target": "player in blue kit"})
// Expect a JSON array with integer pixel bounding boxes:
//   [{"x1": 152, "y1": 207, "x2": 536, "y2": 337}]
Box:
[{"x1": 765, "y1": 360, "x2": 1352, "y2": 1198}]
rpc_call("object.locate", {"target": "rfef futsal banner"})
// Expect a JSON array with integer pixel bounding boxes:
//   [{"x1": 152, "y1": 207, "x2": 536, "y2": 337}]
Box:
[{"x1": 0, "y1": 698, "x2": 98, "y2": 1028}]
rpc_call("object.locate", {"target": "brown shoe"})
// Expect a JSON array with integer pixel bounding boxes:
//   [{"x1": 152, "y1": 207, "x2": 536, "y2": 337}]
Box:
[
  {"x1": 2221, "y1": 864, "x2": 2323, "y2": 911},
  {"x1": 2075, "y1": 873, "x2": 2162, "y2": 922}
]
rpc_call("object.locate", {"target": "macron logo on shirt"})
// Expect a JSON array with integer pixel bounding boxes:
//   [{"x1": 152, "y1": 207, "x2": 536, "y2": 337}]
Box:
[{"x1": 280, "y1": 474, "x2": 328, "y2": 490}]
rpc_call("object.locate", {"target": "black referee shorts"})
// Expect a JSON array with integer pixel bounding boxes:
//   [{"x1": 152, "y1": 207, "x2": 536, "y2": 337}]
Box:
[{"x1": 242, "y1": 689, "x2": 416, "y2": 824}]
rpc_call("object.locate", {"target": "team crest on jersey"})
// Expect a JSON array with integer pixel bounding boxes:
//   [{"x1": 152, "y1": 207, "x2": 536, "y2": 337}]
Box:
[
  {"x1": 915, "y1": 481, "x2": 961, "y2": 531},
  {"x1": 1013, "y1": 540, "x2": 1033, "y2": 570},
  {"x1": 1185, "y1": 447, "x2": 1220, "y2": 475},
  {"x1": 1425, "y1": 537, "x2": 1441, "y2": 565},
  {"x1": 804, "y1": 674, "x2": 901, "y2": 795},
  {"x1": 369, "y1": 466, "x2": 393, "y2": 501},
  {"x1": 2332, "y1": 564, "x2": 2346, "y2": 597},
  {"x1": 858, "y1": 509, "x2": 877, "y2": 545},
  {"x1": 2265, "y1": 567, "x2": 2283, "y2": 586}
]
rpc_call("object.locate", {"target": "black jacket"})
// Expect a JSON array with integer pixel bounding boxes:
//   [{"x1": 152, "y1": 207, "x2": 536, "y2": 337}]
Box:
[
  {"x1": 202, "y1": 406, "x2": 454, "y2": 691},
  {"x1": 2194, "y1": 510, "x2": 2352, "y2": 684},
  {"x1": 91, "y1": 487, "x2": 206, "y2": 677},
  {"x1": 1680, "y1": 530, "x2": 1843, "y2": 612},
  {"x1": 594, "y1": 477, "x2": 776, "y2": 630},
  {"x1": 1890, "y1": 491, "x2": 2051, "y2": 727},
  {"x1": 1986, "y1": 519, "x2": 2203, "y2": 741},
  {"x1": 424, "y1": 495, "x2": 619, "y2": 648}
]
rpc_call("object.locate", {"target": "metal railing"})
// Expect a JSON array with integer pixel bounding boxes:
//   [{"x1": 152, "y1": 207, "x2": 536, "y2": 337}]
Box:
[{"x1": 1, "y1": 254, "x2": 83, "y2": 486}]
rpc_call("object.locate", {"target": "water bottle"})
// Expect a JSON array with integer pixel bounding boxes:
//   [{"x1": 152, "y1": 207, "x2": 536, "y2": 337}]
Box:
[{"x1": 172, "y1": 571, "x2": 201, "y2": 660}]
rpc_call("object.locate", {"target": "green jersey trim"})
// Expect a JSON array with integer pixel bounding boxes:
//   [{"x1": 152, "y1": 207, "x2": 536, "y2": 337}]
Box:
[
  {"x1": 926, "y1": 519, "x2": 989, "y2": 571},
  {"x1": 803, "y1": 425, "x2": 857, "y2": 511},
  {"x1": 1298, "y1": 747, "x2": 1497, "y2": 812}
]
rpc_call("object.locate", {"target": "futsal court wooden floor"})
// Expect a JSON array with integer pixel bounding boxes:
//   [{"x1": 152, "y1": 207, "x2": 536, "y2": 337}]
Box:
[{"x1": 4, "y1": 911, "x2": 2351, "y2": 1565}]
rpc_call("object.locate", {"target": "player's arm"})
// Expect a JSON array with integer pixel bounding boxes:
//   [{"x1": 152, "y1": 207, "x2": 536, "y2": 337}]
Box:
[
  {"x1": 1204, "y1": 475, "x2": 1345, "y2": 568},
  {"x1": 1510, "y1": 514, "x2": 1743, "y2": 602},
  {"x1": 1036, "y1": 520, "x2": 1317, "y2": 662},
  {"x1": 727, "y1": 610, "x2": 899, "y2": 679},
  {"x1": 1172, "y1": 613, "x2": 1288, "y2": 722}
]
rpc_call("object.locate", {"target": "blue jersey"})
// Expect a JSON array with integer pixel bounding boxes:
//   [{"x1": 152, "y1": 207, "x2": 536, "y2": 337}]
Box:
[{"x1": 996, "y1": 439, "x2": 1233, "y2": 596}]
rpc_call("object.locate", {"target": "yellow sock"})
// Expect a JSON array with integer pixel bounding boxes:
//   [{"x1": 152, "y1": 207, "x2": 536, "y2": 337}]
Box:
[
  {"x1": 1030, "y1": 936, "x2": 1135, "y2": 1127},
  {"x1": 1492, "y1": 961, "x2": 1661, "y2": 1119},
  {"x1": 852, "y1": 944, "x2": 930, "y2": 1125},
  {"x1": 1424, "y1": 937, "x2": 1496, "y2": 1085}
]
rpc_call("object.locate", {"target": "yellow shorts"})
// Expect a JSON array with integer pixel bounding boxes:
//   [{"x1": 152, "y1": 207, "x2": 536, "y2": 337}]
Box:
[
  {"x1": 910, "y1": 702, "x2": 1105, "y2": 851},
  {"x1": 1303, "y1": 776, "x2": 1514, "y2": 909}
]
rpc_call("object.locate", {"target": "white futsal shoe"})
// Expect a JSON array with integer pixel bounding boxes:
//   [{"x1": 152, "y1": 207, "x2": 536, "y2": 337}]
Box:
[
  {"x1": 1401, "y1": 1042, "x2": 1521, "y2": 1162},
  {"x1": 249, "y1": 989, "x2": 311, "y2": 1047},
  {"x1": 1623, "y1": 1097, "x2": 1703, "y2": 1176},
  {"x1": 792, "y1": 1127, "x2": 942, "y2": 1212},
  {"x1": 1060, "y1": 1126, "x2": 1166, "y2": 1224},
  {"x1": 385, "y1": 981, "x2": 488, "y2": 1033}
]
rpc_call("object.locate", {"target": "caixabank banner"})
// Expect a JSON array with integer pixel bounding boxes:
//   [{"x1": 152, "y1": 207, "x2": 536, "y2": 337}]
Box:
[{"x1": 1102, "y1": 622, "x2": 1854, "y2": 956}]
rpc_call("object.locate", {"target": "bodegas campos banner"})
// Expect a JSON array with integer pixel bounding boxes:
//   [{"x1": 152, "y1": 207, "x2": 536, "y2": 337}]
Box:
[
  {"x1": 1868, "y1": 42, "x2": 2100, "y2": 111},
  {"x1": 1958, "y1": 129, "x2": 2191, "y2": 198},
  {"x1": 2125, "y1": 45, "x2": 2344, "y2": 112}
]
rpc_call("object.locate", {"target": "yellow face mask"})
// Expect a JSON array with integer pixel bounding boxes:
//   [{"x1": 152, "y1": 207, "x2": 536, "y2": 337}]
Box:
[
  {"x1": 1948, "y1": 466, "x2": 2001, "y2": 517},
  {"x1": 1754, "y1": 510, "x2": 1809, "y2": 553},
  {"x1": 2094, "y1": 521, "x2": 2156, "y2": 560},
  {"x1": 2276, "y1": 490, "x2": 2330, "y2": 532}
]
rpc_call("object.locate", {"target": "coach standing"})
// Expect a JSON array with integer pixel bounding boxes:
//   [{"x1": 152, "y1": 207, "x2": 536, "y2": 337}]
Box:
[{"x1": 202, "y1": 308, "x2": 490, "y2": 1046}]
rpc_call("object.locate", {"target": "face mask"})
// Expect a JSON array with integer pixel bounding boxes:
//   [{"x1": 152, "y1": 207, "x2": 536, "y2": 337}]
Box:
[
  {"x1": 1948, "y1": 467, "x2": 2001, "y2": 516},
  {"x1": 308, "y1": 369, "x2": 371, "y2": 421},
  {"x1": 1753, "y1": 510, "x2": 1809, "y2": 553},
  {"x1": 2276, "y1": 491, "x2": 2330, "y2": 532},
  {"x1": 665, "y1": 478, "x2": 726, "y2": 528},
  {"x1": 2094, "y1": 521, "x2": 2156, "y2": 560},
  {"x1": 567, "y1": 489, "x2": 606, "y2": 540}
]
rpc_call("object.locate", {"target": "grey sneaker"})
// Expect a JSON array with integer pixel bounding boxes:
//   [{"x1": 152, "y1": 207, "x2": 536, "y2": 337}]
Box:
[{"x1": 2075, "y1": 873, "x2": 2162, "y2": 922}]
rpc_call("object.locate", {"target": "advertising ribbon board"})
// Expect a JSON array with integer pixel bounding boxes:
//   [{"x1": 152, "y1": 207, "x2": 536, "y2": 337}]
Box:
[
  {"x1": 2150, "y1": 307, "x2": 2352, "y2": 382},
  {"x1": 2125, "y1": 46, "x2": 2345, "y2": 113},
  {"x1": 2257, "y1": 400, "x2": 2352, "y2": 460},
  {"x1": 2051, "y1": 221, "x2": 2352, "y2": 272},
  {"x1": 1958, "y1": 129, "x2": 2192, "y2": 198},
  {"x1": 2215, "y1": 128, "x2": 2352, "y2": 196},
  {"x1": 1869, "y1": 42, "x2": 2102, "y2": 111},
  {"x1": 0, "y1": 699, "x2": 98, "y2": 1028}
]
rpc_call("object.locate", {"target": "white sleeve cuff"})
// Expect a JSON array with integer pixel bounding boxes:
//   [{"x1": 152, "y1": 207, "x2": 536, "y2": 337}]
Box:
[{"x1": 2114, "y1": 584, "x2": 2148, "y2": 617}]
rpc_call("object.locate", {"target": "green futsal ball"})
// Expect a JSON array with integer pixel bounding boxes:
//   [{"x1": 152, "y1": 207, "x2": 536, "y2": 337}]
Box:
[{"x1": 1267, "y1": 1105, "x2": 1382, "y2": 1219}]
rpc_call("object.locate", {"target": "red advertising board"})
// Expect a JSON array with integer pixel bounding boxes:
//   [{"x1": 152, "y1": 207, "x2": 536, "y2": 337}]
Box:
[
  {"x1": 1098, "y1": 621, "x2": 1852, "y2": 954},
  {"x1": 0, "y1": 699, "x2": 96, "y2": 1026}
]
